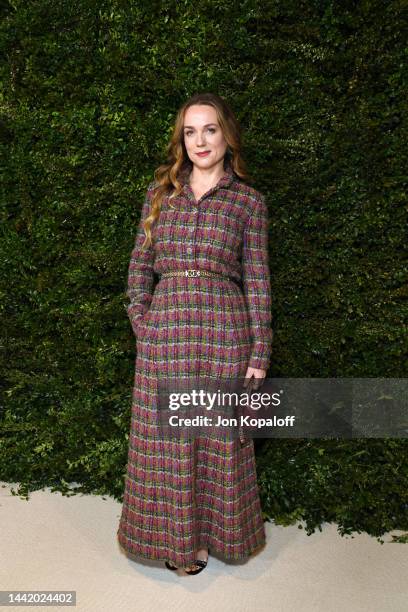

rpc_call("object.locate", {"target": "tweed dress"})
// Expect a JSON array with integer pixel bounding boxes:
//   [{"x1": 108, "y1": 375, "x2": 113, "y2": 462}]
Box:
[{"x1": 117, "y1": 159, "x2": 273, "y2": 568}]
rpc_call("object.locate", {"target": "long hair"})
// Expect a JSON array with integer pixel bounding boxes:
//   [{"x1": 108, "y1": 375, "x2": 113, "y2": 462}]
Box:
[{"x1": 140, "y1": 92, "x2": 250, "y2": 250}]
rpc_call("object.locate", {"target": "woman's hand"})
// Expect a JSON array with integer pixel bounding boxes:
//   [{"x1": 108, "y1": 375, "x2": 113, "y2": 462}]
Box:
[{"x1": 243, "y1": 366, "x2": 267, "y2": 391}]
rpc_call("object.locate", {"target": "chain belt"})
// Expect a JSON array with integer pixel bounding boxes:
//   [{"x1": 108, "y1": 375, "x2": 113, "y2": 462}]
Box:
[{"x1": 160, "y1": 268, "x2": 239, "y2": 283}]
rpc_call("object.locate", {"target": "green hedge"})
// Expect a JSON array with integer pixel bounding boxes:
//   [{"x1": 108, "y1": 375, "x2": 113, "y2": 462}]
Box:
[{"x1": 0, "y1": 0, "x2": 406, "y2": 541}]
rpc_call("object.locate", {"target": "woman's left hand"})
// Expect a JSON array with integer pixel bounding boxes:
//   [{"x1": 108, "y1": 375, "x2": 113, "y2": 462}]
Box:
[{"x1": 243, "y1": 367, "x2": 266, "y2": 391}]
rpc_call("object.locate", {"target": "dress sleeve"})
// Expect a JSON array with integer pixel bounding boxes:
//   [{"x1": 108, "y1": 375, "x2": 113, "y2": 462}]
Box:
[
  {"x1": 242, "y1": 193, "x2": 273, "y2": 371},
  {"x1": 126, "y1": 183, "x2": 156, "y2": 336}
]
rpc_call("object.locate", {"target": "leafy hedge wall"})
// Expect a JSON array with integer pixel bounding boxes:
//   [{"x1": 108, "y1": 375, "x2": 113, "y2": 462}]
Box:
[{"x1": 0, "y1": 0, "x2": 406, "y2": 541}]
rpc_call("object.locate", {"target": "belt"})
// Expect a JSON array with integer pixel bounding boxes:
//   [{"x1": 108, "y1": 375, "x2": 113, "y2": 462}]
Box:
[{"x1": 160, "y1": 268, "x2": 239, "y2": 284}]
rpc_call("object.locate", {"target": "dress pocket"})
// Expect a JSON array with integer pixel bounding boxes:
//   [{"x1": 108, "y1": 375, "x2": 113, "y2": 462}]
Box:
[{"x1": 134, "y1": 310, "x2": 151, "y2": 338}]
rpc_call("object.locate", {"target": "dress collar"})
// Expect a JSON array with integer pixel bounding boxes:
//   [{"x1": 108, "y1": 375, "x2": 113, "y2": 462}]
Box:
[{"x1": 178, "y1": 159, "x2": 235, "y2": 191}]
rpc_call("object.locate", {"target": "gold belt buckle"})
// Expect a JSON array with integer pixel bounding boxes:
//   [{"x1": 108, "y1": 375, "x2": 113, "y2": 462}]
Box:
[{"x1": 185, "y1": 269, "x2": 200, "y2": 277}]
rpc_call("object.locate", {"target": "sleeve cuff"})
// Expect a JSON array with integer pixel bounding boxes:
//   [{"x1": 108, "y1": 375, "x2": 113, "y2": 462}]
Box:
[{"x1": 248, "y1": 354, "x2": 271, "y2": 372}]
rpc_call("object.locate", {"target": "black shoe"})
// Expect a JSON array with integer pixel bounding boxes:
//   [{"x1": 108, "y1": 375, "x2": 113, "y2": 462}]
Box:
[
  {"x1": 165, "y1": 561, "x2": 178, "y2": 571},
  {"x1": 184, "y1": 548, "x2": 210, "y2": 575}
]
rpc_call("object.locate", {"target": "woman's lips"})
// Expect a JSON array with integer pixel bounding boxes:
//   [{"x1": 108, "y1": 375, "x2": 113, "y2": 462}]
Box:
[{"x1": 196, "y1": 151, "x2": 210, "y2": 157}]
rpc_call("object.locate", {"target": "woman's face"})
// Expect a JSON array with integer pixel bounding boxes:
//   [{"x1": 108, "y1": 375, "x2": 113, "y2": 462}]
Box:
[{"x1": 183, "y1": 104, "x2": 228, "y2": 172}]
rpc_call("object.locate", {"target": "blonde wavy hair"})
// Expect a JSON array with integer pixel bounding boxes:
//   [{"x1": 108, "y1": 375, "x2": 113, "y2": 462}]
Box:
[{"x1": 140, "y1": 92, "x2": 251, "y2": 250}]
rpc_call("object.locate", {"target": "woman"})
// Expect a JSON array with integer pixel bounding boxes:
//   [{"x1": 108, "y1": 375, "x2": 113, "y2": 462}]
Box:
[{"x1": 117, "y1": 92, "x2": 273, "y2": 575}]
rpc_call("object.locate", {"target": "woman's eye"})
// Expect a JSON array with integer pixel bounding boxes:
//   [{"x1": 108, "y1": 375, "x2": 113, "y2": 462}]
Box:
[{"x1": 184, "y1": 128, "x2": 216, "y2": 136}]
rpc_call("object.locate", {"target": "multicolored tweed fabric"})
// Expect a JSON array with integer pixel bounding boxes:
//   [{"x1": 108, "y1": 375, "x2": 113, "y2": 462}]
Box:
[
  {"x1": 117, "y1": 160, "x2": 273, "y2": 567},
  {"x1": 126, "y1": 161, "x2": 273, "y2": 371}
]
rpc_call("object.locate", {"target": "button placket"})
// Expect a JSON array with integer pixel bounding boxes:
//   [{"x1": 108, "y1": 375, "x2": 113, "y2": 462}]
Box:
[
  {"x1": 181, "y1": 171, "x2": 231, "y2": 260},
  {"x1": 186, "y1": 207, "x2": 198, "y2": 258}
]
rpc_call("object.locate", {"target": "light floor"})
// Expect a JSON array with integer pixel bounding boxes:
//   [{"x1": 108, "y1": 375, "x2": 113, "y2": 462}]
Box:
[{"x1": 1, "y1": 481, "x2": 407, "y2": 612}]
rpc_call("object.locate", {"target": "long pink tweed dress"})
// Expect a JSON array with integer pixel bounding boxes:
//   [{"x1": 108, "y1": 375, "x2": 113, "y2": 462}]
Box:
[{"x1": 117, "y1": 159, "x2": 273, "y2": 567}]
